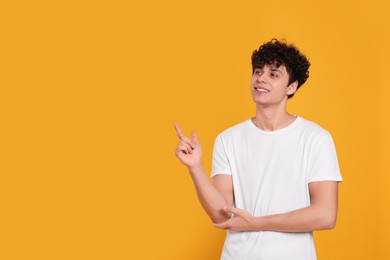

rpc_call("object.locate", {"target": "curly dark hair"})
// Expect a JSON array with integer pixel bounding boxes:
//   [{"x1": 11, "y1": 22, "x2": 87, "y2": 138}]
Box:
[{"x1": 251, "y1": 39, "x2": 310, "y2": 99}]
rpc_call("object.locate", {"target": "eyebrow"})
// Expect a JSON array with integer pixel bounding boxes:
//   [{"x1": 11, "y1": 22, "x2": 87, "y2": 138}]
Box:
[{"x1": 270, "y1": 67, "x2": 284, "y2": 74}]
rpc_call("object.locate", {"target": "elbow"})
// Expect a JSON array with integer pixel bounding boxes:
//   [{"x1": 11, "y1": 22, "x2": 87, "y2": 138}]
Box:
[
  {"x1": 322, "y1": 219, "x2": 336, "y2": 230},
  {"x1": 210, "y1": 215, "x2": 224, "y2": 225},
  {"x1": 320, "y1": 214, "x2": 337, "y2": 230},
  {"x1": 211, "y1": 217, "x2": 226, "y2": 225},
  {"x1": 210, "y1": 207, "x2": 230, "y2": 225}
]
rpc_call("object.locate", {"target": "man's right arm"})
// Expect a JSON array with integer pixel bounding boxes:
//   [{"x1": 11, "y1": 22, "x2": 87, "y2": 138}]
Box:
[
  {"x1": 173, "y1": 122, "x2": 233, "y2": 224},
  {"x1": 188, "y1": 164, "x2": 233, "y2": 224}
]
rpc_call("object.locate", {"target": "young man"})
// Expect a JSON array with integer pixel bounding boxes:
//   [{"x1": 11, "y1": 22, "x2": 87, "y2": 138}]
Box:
[{"x1": 174, "y1": 39, "x2": 342, "y2": 260}]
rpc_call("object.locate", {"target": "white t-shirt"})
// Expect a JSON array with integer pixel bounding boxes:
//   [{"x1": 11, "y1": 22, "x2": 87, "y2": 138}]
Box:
[{"x1": 211, "y1": 116, "x2": 342, "y2": 260}]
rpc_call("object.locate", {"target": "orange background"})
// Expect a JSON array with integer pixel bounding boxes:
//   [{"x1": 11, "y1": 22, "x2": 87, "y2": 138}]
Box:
[{"x1": 1, "y1": 0, "x2": 389, "y2": 259}]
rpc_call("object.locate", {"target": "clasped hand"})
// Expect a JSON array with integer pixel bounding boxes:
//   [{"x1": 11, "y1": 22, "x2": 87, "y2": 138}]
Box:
[{"x1": 214, "y1": 206, "x2": 257, "y2": 232}]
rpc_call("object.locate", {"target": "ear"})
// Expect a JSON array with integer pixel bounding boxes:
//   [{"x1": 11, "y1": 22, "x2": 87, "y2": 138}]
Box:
[{"x1": 287, "y1": 81, "x2": 298, "y2": 96}]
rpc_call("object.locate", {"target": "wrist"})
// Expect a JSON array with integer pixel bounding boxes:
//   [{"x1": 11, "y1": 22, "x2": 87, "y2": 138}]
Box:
[
  {"x1": 252, "y1": 216, "x2": 266, "y2": 231},
  {"x1": 188, "y1": 162, "x2": 204, "y2": 173}
]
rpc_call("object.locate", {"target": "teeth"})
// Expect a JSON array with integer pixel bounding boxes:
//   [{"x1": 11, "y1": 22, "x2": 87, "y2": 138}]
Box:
[{"x1": 256, "y1": 88, "x2": 269, "y2": 92}]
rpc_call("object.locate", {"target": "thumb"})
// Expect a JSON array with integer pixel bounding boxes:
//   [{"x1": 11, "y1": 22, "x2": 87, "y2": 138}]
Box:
[{"x1": 191, "y1": 131, "x2": 199, "y2": 145}]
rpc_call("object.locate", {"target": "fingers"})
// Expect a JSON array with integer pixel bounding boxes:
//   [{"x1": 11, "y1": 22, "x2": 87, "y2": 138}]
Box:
[
  {"x1": 176, "y1": 134, "x2": 195, "y2": 154},
  {"x1": 181, "y1": 136, "x2": 195, "y2": 149},
  {"x1": 213, "y1": 220, "x2": 228, "y2": 230},
  {"x1": 177, "y1": 141, "x2": 193, "y2": 155},
  {"x1": 224, "y1": 206, "x2": 240, "y2": 215},
  {"x1": 223, "y1": 206, "x2": 248, "y2": 219},
  {"x1": 173, "y1": 122, "x2": 196, "y2": 149},
  {"x1": 173, "y1": 122, "x2": 185, "y2": 139}
]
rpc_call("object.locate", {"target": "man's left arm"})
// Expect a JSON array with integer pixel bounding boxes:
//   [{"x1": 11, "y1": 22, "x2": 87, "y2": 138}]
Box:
[{"x1": 214, "y1": 181, "x2": 339, "y2": 232}]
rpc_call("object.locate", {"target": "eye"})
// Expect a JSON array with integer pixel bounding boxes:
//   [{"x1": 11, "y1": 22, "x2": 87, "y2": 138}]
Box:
[{"x1": 270, "y1": 72, "x2": 279, "y2": 78}]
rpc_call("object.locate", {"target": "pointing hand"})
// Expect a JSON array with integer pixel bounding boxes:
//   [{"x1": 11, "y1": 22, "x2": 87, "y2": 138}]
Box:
[{"x1": 173, "y1": 122, "x2": 202, "y2": 168}]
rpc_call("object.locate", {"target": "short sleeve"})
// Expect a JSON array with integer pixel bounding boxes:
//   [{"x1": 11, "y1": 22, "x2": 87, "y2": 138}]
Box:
[
  {"x1": 308, "y1": 132, "x2": 343, "y2": 183},
  {"x1": 211, "y1": 134, "x2": 232, "y2": 179}
]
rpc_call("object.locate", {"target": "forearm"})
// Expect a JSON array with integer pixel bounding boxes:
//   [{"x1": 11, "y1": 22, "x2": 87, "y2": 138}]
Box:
[
  {"x1": 214, "y1": 181, "x2": 339, "y2": 232},
  {"x1": 188, "y1": 163, "x2": 231, "y2": 223},
  {"x1": 254, "y1": 204, "x2": 337, "y2": 232}
]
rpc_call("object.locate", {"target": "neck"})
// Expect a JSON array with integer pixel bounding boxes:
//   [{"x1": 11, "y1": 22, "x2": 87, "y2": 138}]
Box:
[{"x1": 252, "y1": 104, "x2": 296, "y2": 131}]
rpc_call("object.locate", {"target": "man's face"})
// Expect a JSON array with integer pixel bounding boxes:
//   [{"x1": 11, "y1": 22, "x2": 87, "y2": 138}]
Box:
[{"x1": 250, "y1": 64, "x2": 297, "y2": 107}]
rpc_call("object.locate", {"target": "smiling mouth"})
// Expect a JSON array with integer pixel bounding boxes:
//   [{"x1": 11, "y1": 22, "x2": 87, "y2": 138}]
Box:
[{"x1": 255, "y1": 87, "x2": 270, "y2": 93}]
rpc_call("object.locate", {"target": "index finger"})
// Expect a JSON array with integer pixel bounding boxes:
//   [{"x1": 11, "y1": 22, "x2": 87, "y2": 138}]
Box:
[{"x1": 173, "y1": 121, "x2": 185, "y2": 139}]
